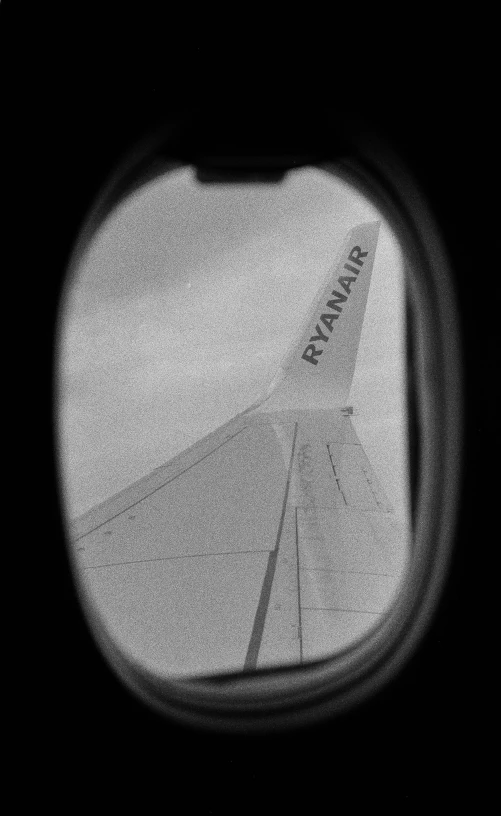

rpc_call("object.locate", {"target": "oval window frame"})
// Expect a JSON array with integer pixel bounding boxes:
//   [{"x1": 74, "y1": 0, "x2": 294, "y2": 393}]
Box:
[{"x1": 56, "y1": 124, "x2": 462, "y2": 733}]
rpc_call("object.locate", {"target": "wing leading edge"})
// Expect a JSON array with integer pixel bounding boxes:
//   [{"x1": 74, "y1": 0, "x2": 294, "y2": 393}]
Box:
[{"x1": 71, "y1": 222, "x2": 408, "y2": 677}]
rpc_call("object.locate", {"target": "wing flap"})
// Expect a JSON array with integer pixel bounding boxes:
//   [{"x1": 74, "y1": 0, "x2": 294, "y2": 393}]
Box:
[
  {"x1": 301, "y1": 609, "x2": 381, "y2": 659},
  {"x1": 260, "y1": 414, "x2": 407, "y2": 664},
  {"x1": 300, "y1": 569, "x2": 398, "y2": 613}
]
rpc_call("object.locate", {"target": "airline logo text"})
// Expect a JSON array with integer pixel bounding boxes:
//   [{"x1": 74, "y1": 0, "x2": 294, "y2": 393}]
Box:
[{"x1": 301, "y1": 244, "x2": 368, "y2": 366}]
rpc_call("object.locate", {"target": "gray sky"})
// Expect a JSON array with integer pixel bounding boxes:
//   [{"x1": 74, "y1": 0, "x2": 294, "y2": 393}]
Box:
[{"x1": 58, "y1": 166, "x2": 408, "y2": 522}]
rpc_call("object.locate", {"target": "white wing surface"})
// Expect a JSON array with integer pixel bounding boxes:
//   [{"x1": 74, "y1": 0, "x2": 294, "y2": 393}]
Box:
[{"x1": 71, "y1": 222, "x2": 407, "y2": 677}]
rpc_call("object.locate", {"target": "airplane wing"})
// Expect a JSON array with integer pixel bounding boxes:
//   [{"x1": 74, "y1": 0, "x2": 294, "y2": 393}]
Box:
[{"x1": 70, "y1": 221, "x2": 407, "y2": 678}]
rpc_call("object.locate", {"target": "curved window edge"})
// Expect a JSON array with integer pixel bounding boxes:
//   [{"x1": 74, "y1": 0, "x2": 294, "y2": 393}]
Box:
[{"x1": 55, "y1": 130, "x2": 462, "y2": 734}]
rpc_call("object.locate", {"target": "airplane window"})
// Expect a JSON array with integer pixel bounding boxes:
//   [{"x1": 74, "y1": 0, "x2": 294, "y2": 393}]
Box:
[{"x1": 57, "y1": 165, "x2": 410, "y2": 681}]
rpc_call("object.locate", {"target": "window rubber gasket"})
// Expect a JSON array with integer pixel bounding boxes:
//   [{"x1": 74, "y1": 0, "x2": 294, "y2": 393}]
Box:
[{"x1": 57, "y1": 127, "x2": 462, "y2": 734}]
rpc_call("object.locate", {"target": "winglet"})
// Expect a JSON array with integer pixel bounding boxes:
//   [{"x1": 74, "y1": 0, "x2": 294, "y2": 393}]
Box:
[{"x1": 257, "y1": 221, "x2": 380, "y2": 411}]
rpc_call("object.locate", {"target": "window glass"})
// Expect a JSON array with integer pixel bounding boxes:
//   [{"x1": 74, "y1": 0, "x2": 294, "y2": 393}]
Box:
[{"x1": 58, "y1": 166, "x2": 410, "y2": 677}]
